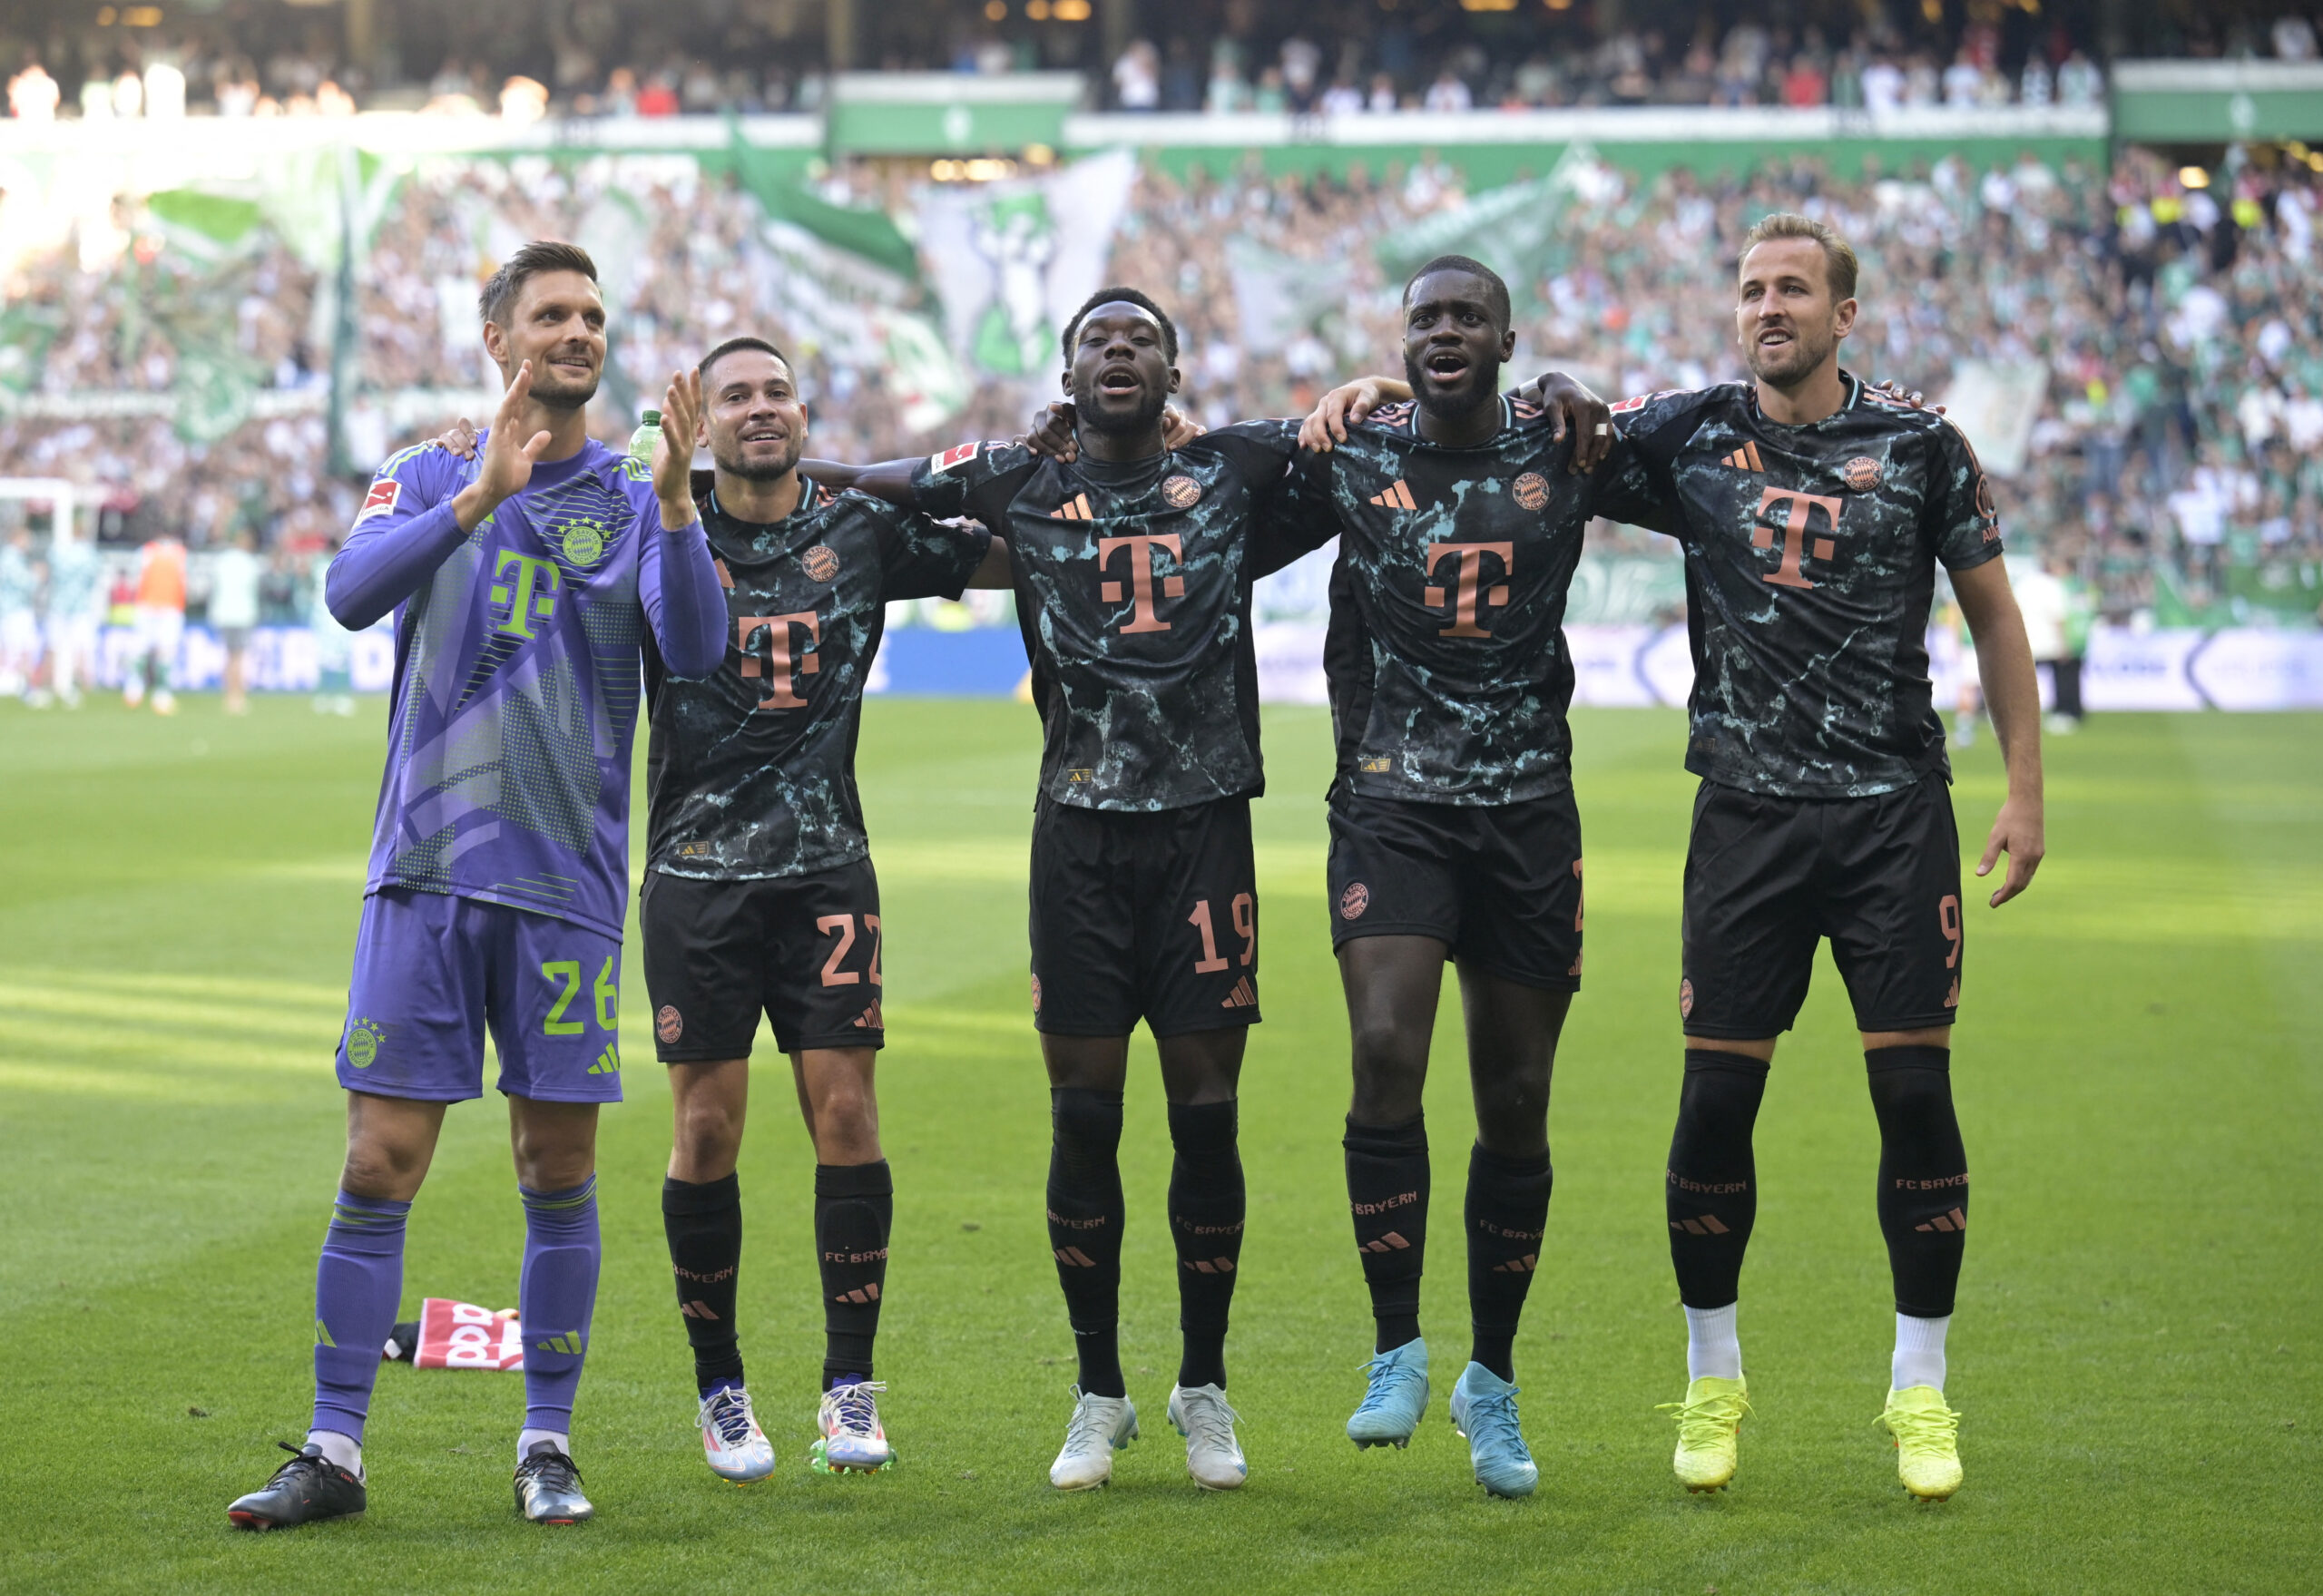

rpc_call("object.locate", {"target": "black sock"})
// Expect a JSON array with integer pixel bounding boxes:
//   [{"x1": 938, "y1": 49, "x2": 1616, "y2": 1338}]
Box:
[
  {"x1": 1047, "y1": 1087, "x2": 1126, "y2": 1398},
  {"x1": 815, "y1": 1160, "x2": 893, "y2": 1388},
  {"x1": 1867, "y1": 1046, "x2": 1969, "y2": 1317},
  {"x1": 1465, "y1": 1142, "x2": 1553, "y2": 1383},
  {"x1": 1166, "y1": 1099, "x2": 1245, "y2": 1391},
  {"x1": 1344, "y1": 1114, "x2": 1429, "y2": 1353},
  {"x1": 1666, "y1": 1050, "x2": 1769, "y2": 1310},
  {"x1": 662, "y1": 1173, "x2": 744, "y2": 1393}
]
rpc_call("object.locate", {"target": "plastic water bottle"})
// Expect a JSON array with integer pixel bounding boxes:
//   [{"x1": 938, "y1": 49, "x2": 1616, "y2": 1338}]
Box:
[{"x1": 627, "y1": 408, "x2": 662, "y2": 468}]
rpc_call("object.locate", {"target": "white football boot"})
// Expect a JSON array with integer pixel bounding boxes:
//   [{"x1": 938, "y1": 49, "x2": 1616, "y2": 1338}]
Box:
[
  {"x1": 696, "y1": 1385, "x2": 776, "y2": 1483},
  {"x1": 1049, "y1": 1386, "x2": 1138, "y2": 1491},
  {"x1": 1167, "y1": 1384, "x2": 1249, "y2": 1491}
]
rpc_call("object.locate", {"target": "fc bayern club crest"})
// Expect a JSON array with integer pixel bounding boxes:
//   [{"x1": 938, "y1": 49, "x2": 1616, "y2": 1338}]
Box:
[
  {"x1": 655, "y1": 1005, "x2": 683, "y2": 1043},
  {"x1": 1339, "y1": 882, "x2": 1370, "y2": 920},
  {"x1": 1512, "y1": 472, "x2": 1550, "y2": 512},
  {"x1": 802, "y1": 545, "x2": 840, "y2": 583},
  {"x1": 1161, "y1": 474, "x2": 1202, "y2": 510},
  {"x1": 1843, "y1": 455, "x2": 1883, "y2": 493},
  {"x1": 1679, "y1": 977, "x2": 1695, "y2": 1018}
]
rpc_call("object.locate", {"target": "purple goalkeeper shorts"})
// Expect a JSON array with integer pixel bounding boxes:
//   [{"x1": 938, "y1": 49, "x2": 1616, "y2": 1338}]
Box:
[{"x1": 336, "y1": 886, "x2": 626, "y2": 1103}]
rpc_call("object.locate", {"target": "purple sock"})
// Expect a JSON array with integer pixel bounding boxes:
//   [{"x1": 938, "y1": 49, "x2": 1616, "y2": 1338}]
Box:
[
  {"x1": 519, "y1": 1176, "x2": 601, "y2": 1434},
  {"x1": 310, "y1": 1190, "x2": 411, "y2": 1444}
]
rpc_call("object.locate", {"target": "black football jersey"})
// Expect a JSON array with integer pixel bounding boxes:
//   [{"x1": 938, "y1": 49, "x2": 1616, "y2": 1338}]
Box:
[
  {"x1": 1593, "y1": 374, "x2": 2002, "y2": 798},
  {"x1": 1282, "y1": 397, "x2": 1598, "y2": 805},
  {"x1": 643, "y1": 484, "x2": 990, "y2": 878},
  {"x1": 908, "y1": 422, "x2": 1303, "y2": 812}
]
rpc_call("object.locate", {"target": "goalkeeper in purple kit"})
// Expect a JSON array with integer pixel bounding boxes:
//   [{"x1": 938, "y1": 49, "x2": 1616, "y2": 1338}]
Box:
[{"x1": 226, "y1": 241, "x2": 727, "y2": 1531}]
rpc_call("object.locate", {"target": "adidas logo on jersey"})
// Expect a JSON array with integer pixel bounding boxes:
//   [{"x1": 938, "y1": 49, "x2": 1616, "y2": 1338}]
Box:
[
  {"x1": 1721, "y1": 442, "x2": 1767, "y2": 472},
  {"x1": 1220, "y1": 976, "x2": 1257, "y2": 1009},
  {"x1": 1050, "y1": 493, "x2": 1096, "y2": 520},
  {"x1": 1367, "y1": 479, "x2": 1417, "y2": 510},
  {"x1": 587, "y1": 1043, "x2": 620, "y2": 1075},
  {"x1": 1915, "y1": 1208, "x2": 1967, "y2": 1234}
]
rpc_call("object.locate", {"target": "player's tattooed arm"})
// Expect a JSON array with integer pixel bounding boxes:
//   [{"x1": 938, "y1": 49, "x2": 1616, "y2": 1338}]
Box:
[
  {"x1": 1020, "y1": 401, "x2": 1203, "y2": 465},
  {"x1": 1951, "y1": 557, "x2": 2045, "y2": 906},
  {"x1": 1299, "y1": 377, "x2": 1409, "y2": 452}
]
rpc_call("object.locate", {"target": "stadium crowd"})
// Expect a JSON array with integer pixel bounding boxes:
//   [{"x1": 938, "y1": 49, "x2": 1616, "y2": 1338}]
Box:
[
  {"x1": 3, "y1": 142, "x2": 2320, "y2": 635},
  {"x1": 21, "y1": 8, "x2": 2323, "y2": 122}
]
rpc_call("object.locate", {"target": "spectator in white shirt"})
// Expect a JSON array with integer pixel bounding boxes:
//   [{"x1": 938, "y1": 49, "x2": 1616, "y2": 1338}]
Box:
[{"x1": 1423, "y1": 69, "x2": 1474, "y2": 113}]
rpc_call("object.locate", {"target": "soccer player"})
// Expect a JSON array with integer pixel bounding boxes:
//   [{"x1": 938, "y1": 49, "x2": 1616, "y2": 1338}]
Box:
[
  {"x1": 429, "y1": 334, "x2": 995, "y2": 1483},
  {"x1": 804, "y1": 289, "x2": 1315, "y2": 1493},
  {"x1": 123, "y1": 528, "x2": 186, "y2": 714},
  {"x1": 637, "y1": 337, "x2": 996, "y2": 1482},
  {"x1": 37, "y1": 524, "x2": 103, "y2": 709},
  {"x1": 1572, "y1": 213, "x2": 2042, "y2": 1501},
  {"x1": 1243, "y1": 256, "x2": 1618, "y2": 1497},
  {"x1": 1312, "y1": 214, "x2": 2042, "y2": 1503},
  {"x1": 0, "y1": 525, "x2": 37, "y2": 698},
  {"x1": 223, "y1": 240, "x2": 727, "y2": 1530}
]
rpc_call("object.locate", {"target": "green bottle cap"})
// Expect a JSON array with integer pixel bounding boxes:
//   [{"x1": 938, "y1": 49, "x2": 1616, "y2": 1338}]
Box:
[{"x1": 642, "y1": 409, "x2": 662, "y2": 426}]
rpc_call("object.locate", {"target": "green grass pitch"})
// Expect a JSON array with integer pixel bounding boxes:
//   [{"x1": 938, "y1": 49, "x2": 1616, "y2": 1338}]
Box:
[{"x1": 0, "y1": 697, "x2": 2315, "y2": 1594}]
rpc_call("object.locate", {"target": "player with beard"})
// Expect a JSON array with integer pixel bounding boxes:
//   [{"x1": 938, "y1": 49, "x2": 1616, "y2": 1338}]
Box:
[
  {"x1": 1219, "y1": 255, "x2": 1618, "y2": 1498},
  {"x1": 1317, "y1": 213, "x2": 2044, "y2": 1502},
  {"x1": 431, "y1": 336, "x2": 998, "y2": 1484},
  {"x1": 225, "y1": 241, "x2": 728, "y2": 1530},
  {"x1": 801, "y1": 288, "x2": 1309, "y2": 1493}
]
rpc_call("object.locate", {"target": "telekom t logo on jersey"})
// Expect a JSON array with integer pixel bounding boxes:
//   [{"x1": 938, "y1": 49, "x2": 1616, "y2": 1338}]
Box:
[
  {"x1": 489, "y1": 552, "x2": 562, "y2": 640},
  {"x1": 738, "y1": 612, "x2": 819, "y2": 709},
  {"x1": 1425, "y1": 542, "x2": 1514, "y2": 638},
  {"x1": 1098, "y1": 533, "x2": 1184, "y2": 634},
  {"x1": 1752, "y1": 487, "x2": 1844, "y2": 589}
]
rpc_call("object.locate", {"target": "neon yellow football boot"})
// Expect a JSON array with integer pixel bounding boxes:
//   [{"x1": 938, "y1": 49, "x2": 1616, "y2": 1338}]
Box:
[
  {"x1": 1877, "y1": 1385, "x2": 1963, "y2": 1500},
  {"x1": 1657, "y1": 1375, "x2": 1750, "y2": 1493}
]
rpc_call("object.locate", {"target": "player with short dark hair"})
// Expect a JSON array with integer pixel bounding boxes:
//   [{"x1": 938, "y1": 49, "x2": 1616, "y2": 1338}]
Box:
[
  {"x1": 642, "y1": 337, "x2": 995, "y2": 1482},
  {"x1": 1572, "y1": 210, "x2": 2039, "y2": 1501},
  {"x1": 1254, "y1": 253, "x2": 1619, "y2": 1497},
  {"x1": 804, "y1": 286, "x2": 1311, "y2": 1493},
  {"x1": 425, "y1": 332, "x2": 1000, "y2": 1484},
  {"x1": 224, "y1": 239, "x2": 728, "y2": 1530}
]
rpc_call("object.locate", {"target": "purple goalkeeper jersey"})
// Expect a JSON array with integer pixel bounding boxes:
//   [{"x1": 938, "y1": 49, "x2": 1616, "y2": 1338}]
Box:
[{"x1": 328, "y1": 434, "x2": 727, "y2": 939}]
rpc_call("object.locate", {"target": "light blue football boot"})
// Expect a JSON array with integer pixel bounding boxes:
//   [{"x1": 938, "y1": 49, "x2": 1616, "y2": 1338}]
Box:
[
  {"x1": 1447, "y1": 1362, "x2": 1539, "y2": 1498},
  {"x1": 1346, "y1": 1337, "x2": 1430, "y2": 1449}
]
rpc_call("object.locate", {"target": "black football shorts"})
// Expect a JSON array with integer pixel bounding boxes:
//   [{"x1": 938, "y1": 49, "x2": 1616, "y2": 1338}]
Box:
[
  {"x1": 641, "y1": 861, "x2": 887, "y2": 1062},
  {"x1": 1028, "y1": 796, "x2": 1260, "y2": 1038},
  {"x1": 1679, "y1": 773, "x2": 1965, "y2": 1039},
  {"x1": 1326, "y1": 788, "x2": 1584, "y2": 991}
]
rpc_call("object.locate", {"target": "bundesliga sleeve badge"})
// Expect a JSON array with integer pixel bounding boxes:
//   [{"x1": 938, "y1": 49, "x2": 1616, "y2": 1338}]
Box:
[
  {"x1": 930, "y1": 441, "x2": 982, "y2": 475},
  {"x1": 355, "y1": 478, "x2": 401, "y2": 524}
]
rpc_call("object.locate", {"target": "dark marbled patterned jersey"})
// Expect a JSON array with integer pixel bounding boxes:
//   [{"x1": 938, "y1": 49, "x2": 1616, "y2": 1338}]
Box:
[
  {"x1": 1593, "y1": 374, "x2": 2002, "y2": 798},
  {"x1": 909, "y1": 422, "x2": 1303, "y2": 812},
  {"x1": 643, "y1": 483, "x2": 989, "y2": 878},
  {"x1": 1282, "y1": 397, "x2": 1597, "y2": 805}
]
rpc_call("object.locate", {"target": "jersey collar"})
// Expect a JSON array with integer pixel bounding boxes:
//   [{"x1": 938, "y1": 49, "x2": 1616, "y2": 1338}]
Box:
[
  {"x1": 706, "y1": 479, "x2": 828, "y2": 528},
  {"x1": 1396, "y1": 393, "x2": 1514, "y2": 443}
]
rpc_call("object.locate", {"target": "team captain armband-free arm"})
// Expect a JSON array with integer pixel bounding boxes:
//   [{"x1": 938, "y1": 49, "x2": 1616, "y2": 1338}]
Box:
[
  {"x1": 329, "y1": 357, "x2": 561, "y2": 630},
  {"x1": 325, "y1": 451, "x2": 472, "y2": 631},
  {"x1": 638, "y1": 365, "x2": 727, "y2": 680},
  {"x1": 638, "y1": 504, "x2": 728, "y2": 679}
]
